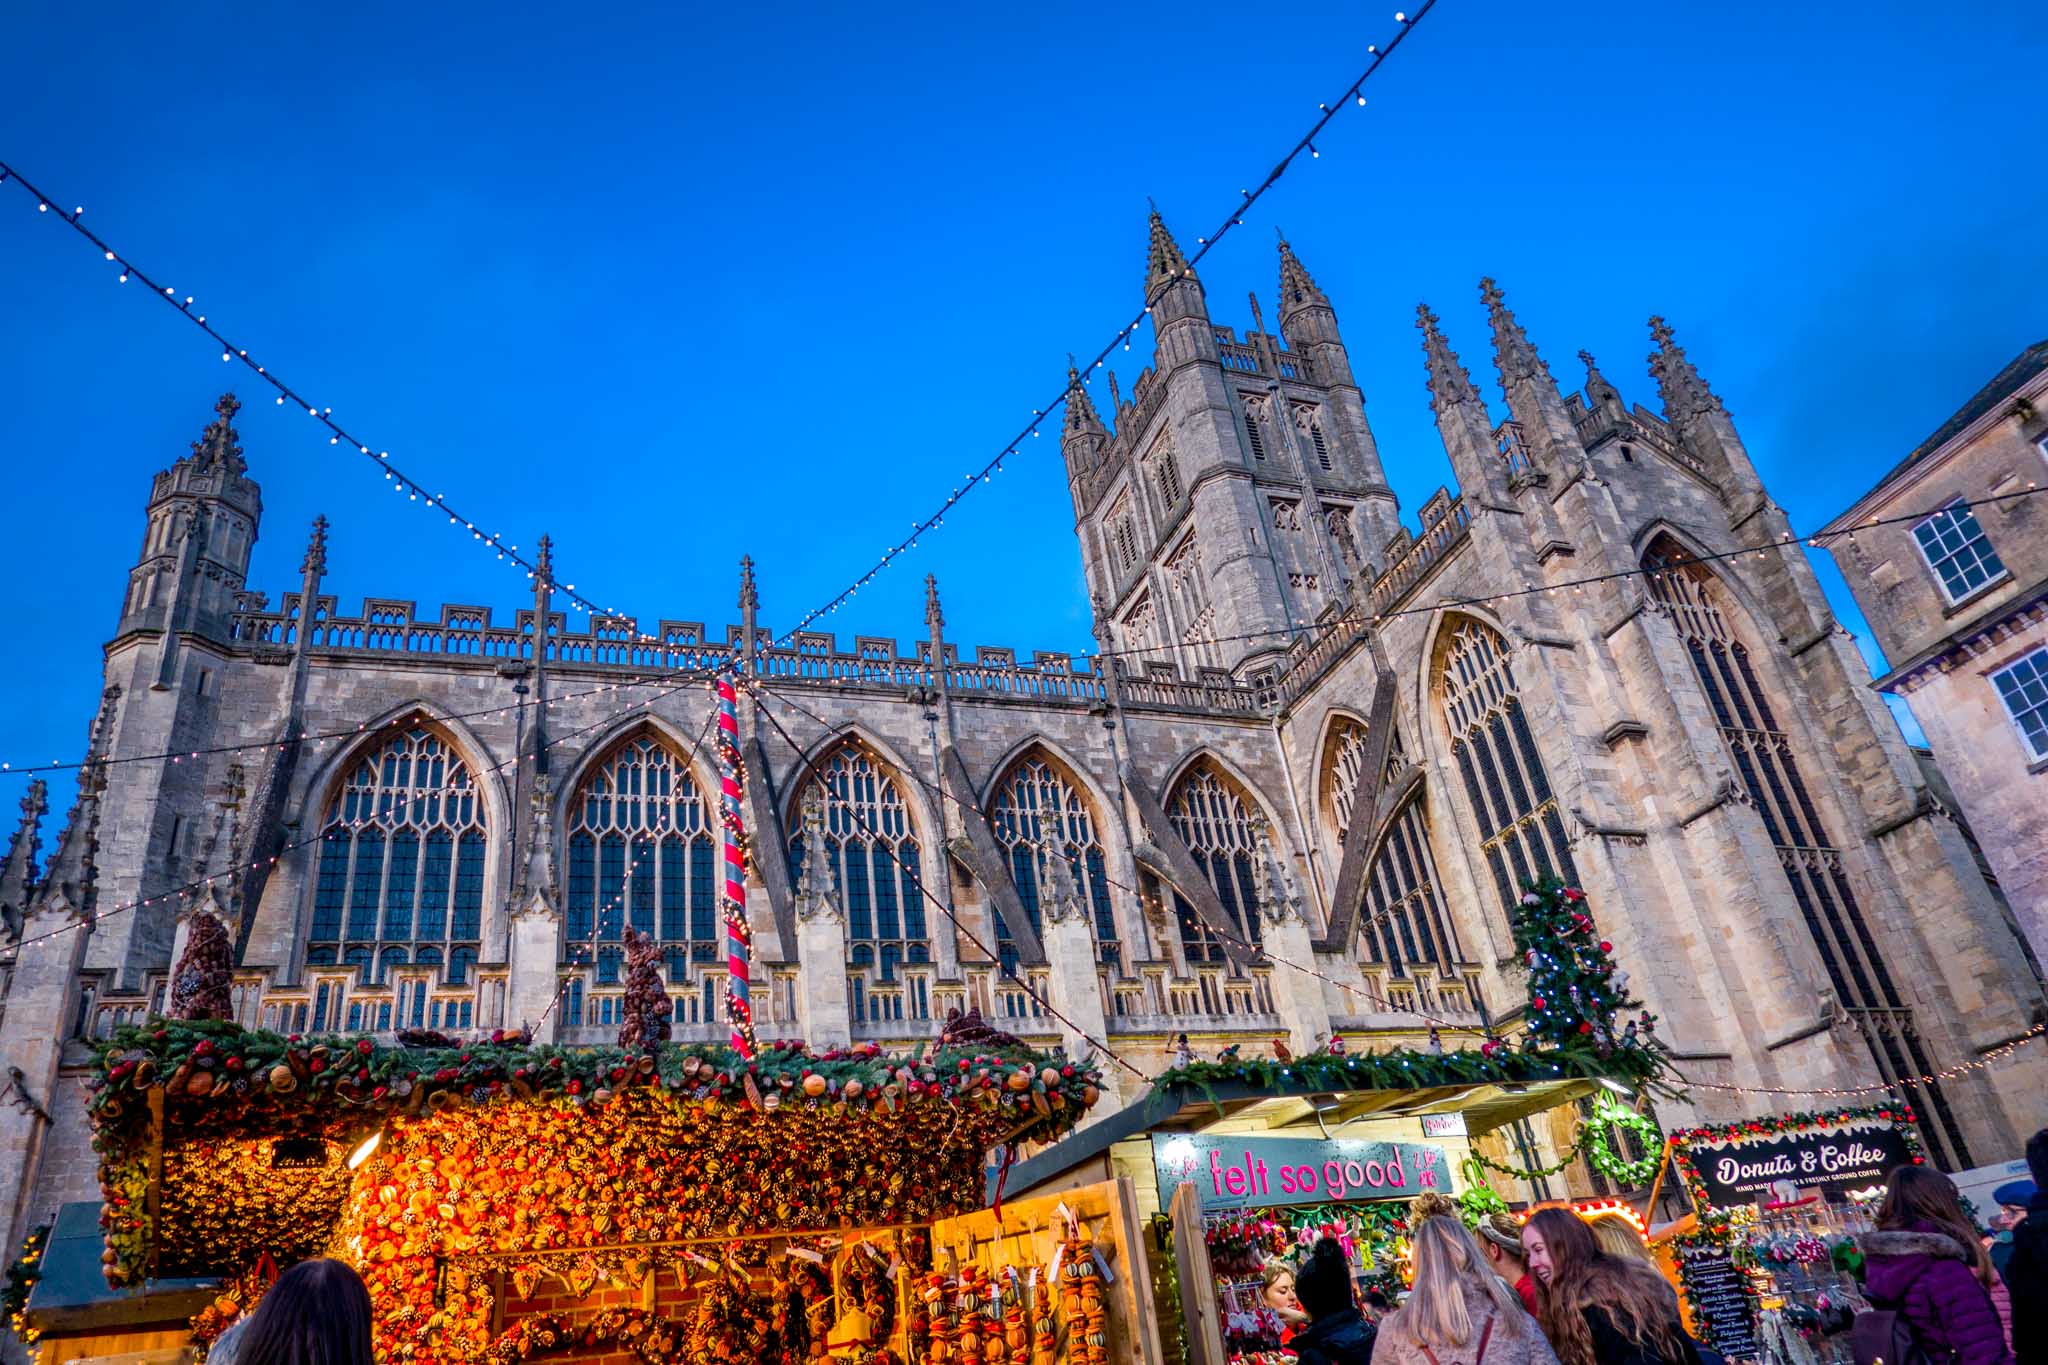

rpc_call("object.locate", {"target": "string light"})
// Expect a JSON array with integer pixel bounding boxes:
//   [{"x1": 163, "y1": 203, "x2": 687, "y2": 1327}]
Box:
[
  {"x1": 774, "y1": 0, "x2": 1441, "y2": 644},
  {"x1": 1672, "y1": 1023, "x2": 2046, "y2": 1100}
]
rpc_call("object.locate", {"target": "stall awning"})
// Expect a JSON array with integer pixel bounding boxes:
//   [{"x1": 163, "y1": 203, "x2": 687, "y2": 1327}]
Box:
[
  {"x1": 23, "y1": 1202, "x2": 219, "y2": 1338},
  {"x1": 1001, "y1": 1076, "x2": 1598, "y2": 1199}
]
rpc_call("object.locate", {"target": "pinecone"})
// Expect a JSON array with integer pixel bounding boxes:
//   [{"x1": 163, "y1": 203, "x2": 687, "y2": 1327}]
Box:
[{"x1": 938, "y1": 1006, "x2": 1025, "y2": 1052}]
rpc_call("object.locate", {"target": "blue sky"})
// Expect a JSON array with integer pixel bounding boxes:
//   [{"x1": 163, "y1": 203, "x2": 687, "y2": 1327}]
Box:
[{"x1": 2, "y1": 0, "x2": 2043, "y2": 817}]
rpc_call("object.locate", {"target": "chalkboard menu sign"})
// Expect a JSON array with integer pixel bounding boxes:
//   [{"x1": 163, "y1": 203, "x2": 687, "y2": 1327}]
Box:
[
  {"x1": 1678, "y1": 1247, "x2": 1760, "y2": 1361},
  {"x1": 1684, "y1": 1118, "x2": 1912, "y2": 1206}
]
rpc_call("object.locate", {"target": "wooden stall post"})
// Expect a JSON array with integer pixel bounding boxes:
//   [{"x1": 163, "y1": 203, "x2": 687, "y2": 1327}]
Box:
[{"x1": 1167, "y1": 1182, "x2": 1223, "y2": 1365}]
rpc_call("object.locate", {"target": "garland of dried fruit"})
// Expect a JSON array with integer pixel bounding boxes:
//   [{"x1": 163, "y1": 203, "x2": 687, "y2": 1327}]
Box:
[
  {"x1": 189, "y1": 1255, "x2": 279, "y2": 1354},
  {"x1": 482, "y1": 1308, "x2": 689, "y2": 1364},
  {"x1": 90, "y1": 1018, "x2": 1102, "y2": 1297},
  {"x1": 1056, "y1": 1220, "x2": 1107, "y2": 1365}
]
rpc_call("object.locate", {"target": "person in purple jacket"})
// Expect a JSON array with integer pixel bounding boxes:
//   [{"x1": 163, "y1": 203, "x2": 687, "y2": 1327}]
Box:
[{"x1": 1857, "y1": 1164, "x2": 2014, "y2": 1365}]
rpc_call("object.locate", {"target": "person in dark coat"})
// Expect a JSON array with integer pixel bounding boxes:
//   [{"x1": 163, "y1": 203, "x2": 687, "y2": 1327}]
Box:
[
  {"x1": 1857, "y1": 1165, "x2": 2014, "y2": 1365},
  {"x1": 1290, "y1": 1236, "x2": 1377, "y2": 1365},
  {"x1": 2005, "y1": 1128, "x2": 2048, "y2": 1362}
]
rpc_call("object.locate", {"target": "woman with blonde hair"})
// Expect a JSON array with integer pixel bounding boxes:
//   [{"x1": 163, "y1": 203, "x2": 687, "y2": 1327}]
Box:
[
  {"x1": 1373, "y1": 1215, "x2": 1556, "y2": 1365},
  {"x1": 1586, "y1": 1217, "x2": 1652, "y2": 1265},
  {"x1": 1259, "y1": 1257, "x2": 1308, "y2": 1344},
  {"x1": 1523, "y1": 1208, "x2": 1699, "y2": 1365}
]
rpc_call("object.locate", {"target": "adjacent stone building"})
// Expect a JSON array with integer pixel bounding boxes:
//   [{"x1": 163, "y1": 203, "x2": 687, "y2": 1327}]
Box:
[
  {"x1": 1816, "y1": 341, "x2": 2048, "y2": 966},
  {"x1": 3, "y1": 221, "x2": 2043, "y2": 1256}
]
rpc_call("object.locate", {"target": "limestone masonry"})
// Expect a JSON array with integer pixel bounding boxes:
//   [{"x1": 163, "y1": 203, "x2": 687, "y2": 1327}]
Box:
[{"x1": 3, "y1": 220, "x2": 2042, "y2": 1254}]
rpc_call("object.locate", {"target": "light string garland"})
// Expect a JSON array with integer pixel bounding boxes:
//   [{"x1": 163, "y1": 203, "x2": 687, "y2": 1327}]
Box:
[
  {"x1": 713, "y1": 670, "x2": 756, "y2": 1058},
  {"x1": 773, "y1": 2, "x2": 1442, "y2": 643},
  {"x1": 1669, "y1": 1022, "x2": 2046, "y2": 1100}
]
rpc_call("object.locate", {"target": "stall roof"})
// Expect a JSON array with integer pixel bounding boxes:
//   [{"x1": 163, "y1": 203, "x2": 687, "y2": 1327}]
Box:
[
  {"x1": 1004, "y1": 1076, "x2": 1597, "y2": 1196},
  {"x1": 24, "y1": 1202, "x2": 219, "y2": 1336}
]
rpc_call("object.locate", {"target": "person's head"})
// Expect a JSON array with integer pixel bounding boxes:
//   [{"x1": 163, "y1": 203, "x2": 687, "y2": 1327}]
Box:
[
  {"x1": 1398, "y1": 1216, "x2": 1527, "y2": 1348},
  {"x1": 1260, "y1": 1260, "x2": 1304, "y2": 1320},
  {"x1": 1474, "y1": 1211, "x2": 1527, "y2": 1277},
  {"x1": 236, "y1": 1259, "x2": 373, "y2": 1365},
  {"x1": 1993, "y1": 1179, "x2": 2037, "y2": 1229},
  {"x1": 1877, "y1": 1164, "x2": 1996, "y2": 1287},
  {"x1": 1589, "y1": 1216, "x2": 1650, "y2": 1263},
  {"x1": 1293, "y1": 1237, "x2": 1354, "y2": 1322},
  {"x1": 1524, "y1": 1209, "x2": 1682, "y2": 1365},
  {"x1": 2026, "y1": 1127, "x2": 2048, "y2": 1190}
]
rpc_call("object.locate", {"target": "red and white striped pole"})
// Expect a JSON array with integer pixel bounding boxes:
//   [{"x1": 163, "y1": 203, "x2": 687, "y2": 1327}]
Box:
[{"x1": 714, "y1": 670, "x2": 756, "y2": 1058}]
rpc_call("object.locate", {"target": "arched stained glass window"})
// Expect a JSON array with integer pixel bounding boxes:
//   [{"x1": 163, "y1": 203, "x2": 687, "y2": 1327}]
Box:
[
  {"x1": 1322, "y1": 719, "x2": 1458, "y2": 976},
  {"x1": 1163, "y1": 761, "x2": 1266, "y2": 965},
  {"x1": 564, "y1": 733, "x2": 718, "y2": 986},
  {"x1": 987, "y1": 755, "x2": 1119, "y2": 973},
  {"x1": 308, "y1": 725, "x2": 487, "y2": 985},
  {"x1": 1642, "y1": 536, "x2": 1971, "y2": 1166},
  {"x1": 787, "y1": 742, "x2": 929, "y2": 980},
  {"x1": 1436, "y1": 619, "x2": 1579, "y2": 916}
]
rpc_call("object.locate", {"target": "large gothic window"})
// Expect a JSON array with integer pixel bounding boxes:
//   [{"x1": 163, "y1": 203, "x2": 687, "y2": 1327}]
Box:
[
  {"x1": 1437, "y1": 619, "x2": 1579, "y2": 915},
  {"x1": 1164, "y1": 760, "x2": 1265, "y2": 965},
  {"x1": 564, "y1": 733, "x2": 718, "y2": 986},
  {"x1": 987, "y1": 754, "x2": 1120, "y2": 973},
  {"x1": 309, "y1": 725, "x2": 487, "y2": 985},
  {"x1": 1643, "y1": 537, "x2": 1970, "y2": 1164},
  {"x1": 787, "y1": 742, "x2": 929, "y2": 980},
  {"x1": 1323, "y1": 719, "x2": 1458, "y2": 976}
]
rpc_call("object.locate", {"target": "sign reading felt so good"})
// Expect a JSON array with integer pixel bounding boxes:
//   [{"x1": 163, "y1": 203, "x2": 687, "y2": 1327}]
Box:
[
  {"x1": 1152, "y1": 1133, "x2": 1449, "y2": 1211},
  {"x1": 1682, "y1": 1118, "x2": 1913, "y2": 1206}
]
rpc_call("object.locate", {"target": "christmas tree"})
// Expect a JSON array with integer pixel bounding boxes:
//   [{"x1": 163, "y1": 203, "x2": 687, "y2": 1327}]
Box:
[
  {"x1": 616, "y1": 927, "x2": 673, "y2": 1049},
  {"x1": 1511, "y1": 878, "x2": 1638, "y2": 1051},
  {"x1": 169, "y1": 911, "x2": 236, "y2": 1021}
]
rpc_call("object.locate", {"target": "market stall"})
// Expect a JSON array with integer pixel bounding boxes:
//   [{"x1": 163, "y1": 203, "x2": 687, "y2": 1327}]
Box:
[
  {"x1": 60, "y1": 1016, "x2": 1114, "y2": 1364},
  {"x1": 1653, "y1": 1104, "x2": 1923, "y2": 1365}
]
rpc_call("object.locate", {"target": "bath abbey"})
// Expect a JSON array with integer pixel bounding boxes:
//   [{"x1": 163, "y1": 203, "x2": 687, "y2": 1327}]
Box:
[{"x1": 1, "y1": 216, "x2": 2042, "y2": 1246}]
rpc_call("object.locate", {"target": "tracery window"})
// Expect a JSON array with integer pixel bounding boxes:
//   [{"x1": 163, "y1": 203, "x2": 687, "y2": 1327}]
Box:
[
  {"x1": 987, "y1": 755, "x2": 1120, "y2": 974},
  {"x1": 1243, "y1": 397, "x2": 1268, "y2": 461},
  {"x1": 1644, "y1": 537, "x2": 1970, "y2": 1165},
  {"x1": 1163, "y1": 761, "x2": 1266, "y2": 965},
  {"x1": 787, "y1": 742, "x2": 929, "y2": 980},
  {"x1": 309, "y1": 724, "x2": 486, "y2": 985},
  {"x1": 1324, "y1": 720, "x2": 1458, "y2": 975},
  {"x1": 564, "y1": 733, "x2": 718, "y2": 986},
  {"x1": 1437, "y1": 619, "x2": 1579, "y2": 916},
  {"x1": 1297, "y1": 406, "x2": 1333, "y2": 471},
  {"x1": 1152, "y1": 448, "x2": 1183, "y2": 508}
]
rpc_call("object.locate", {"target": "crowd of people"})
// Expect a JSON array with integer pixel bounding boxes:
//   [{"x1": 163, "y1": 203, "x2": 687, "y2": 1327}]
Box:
[
  {"x1": 189, "y1": 1130, "x2": 2048, "y2": 1365},
  {"x1": 1247, "y1": 1126, "x2": 2048, "y2": 1365}
]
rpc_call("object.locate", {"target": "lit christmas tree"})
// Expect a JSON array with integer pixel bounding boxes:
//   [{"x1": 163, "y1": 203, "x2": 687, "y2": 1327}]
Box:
[{"x1": 1511, "y1": 878, "x2": 1639, "y2": 1052}]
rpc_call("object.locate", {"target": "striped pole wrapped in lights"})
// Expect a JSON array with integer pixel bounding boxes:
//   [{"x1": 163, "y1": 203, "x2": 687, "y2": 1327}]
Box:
[{"x1": 714, "y1": 670, "x2": 756, "y2": 1058}]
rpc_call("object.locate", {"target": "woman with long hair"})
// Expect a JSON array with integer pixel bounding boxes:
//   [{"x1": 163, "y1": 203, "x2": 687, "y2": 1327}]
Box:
[
  {"x1": 1373, "y1": 1216, "x2": 1556, "y2": 1365},
  {"x1": 1857, "y1": 1165, "x2": 2014, "y2": 1365},
  {"x1": 1475, "y1": 1211, "x2": 1539, "y2": 1314},
  {"x1": 1522, "y1": 1208, "x2": 1696, "y2": 1365},
  {"x1": 1587, "y1": 1217, "x2": 1652, "y2": 1266},
  {"x1": 235, "y1": 1258, "x2": 375, "y2": 1365}
]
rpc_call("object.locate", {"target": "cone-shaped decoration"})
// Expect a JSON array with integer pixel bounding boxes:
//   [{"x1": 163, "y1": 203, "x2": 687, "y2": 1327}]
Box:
[
  {"x1": 169, "y1": 911, "x2": 236, "y2": 1021},
  {"x1": 615, "y1": 926, "x2": 673, "y2": 1048}
]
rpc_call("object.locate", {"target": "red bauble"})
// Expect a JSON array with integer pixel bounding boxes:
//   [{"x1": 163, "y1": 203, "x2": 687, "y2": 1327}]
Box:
[
  {"x1": 1533, "y1": 997, "x2": 1547, "y2": 1010},
  {"x1": 1599, "y1": 940, "x2": 1613, "y2": 953},
  {"x1": 1578, "y1": 1022, "x2": 1594, "y2": 1035}
]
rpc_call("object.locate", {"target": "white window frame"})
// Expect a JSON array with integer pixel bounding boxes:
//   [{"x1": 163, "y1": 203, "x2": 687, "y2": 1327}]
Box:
[
  {"x1": 1990, "y1": 646, "x2": 2048, "y2": 762},
  {"x1": 1910, "y1": 497, "x2": 2006, "y2": 605}
]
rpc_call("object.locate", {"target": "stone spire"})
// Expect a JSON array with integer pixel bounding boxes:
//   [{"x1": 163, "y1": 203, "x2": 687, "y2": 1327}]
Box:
[
  {"x1": 189, "y1": 394, "x2": 246, "y2": 476},
  {"x1": 1580, "y1": 349, "x2": 1625, "y2": 417},
  {"x1": 0, "y1": 780, "x2": 48, "y2": 938},
  {"x1": 33, "y1": 686, "x2": 122, "y2": 920},
  {"x1": 738, "y1": 554, "x2": 759, "y2": 675},
  {"x1": 1144, "y1": 205, "x2": 1195, "y2": 300},
  {"x1": 1063, "y1": 358, "x2": 1106, "y2": 441},
  {"x1": 185, "y1": 766, "x2": 245, "y2": 917},
  {"x1": 1481, "y1": 277, "x2": 1556, "y2": 391},
  {"x1": 1647, "y1": 315, "x2": 1719, "y2": 423},
  {"x1": 796, "y1": 793, "x2": 841, "y2": 922},
  {"x1": 300, "y1": 514, "x2": 329, "y2": 579},
  {"x1": 924, "y1": 573, "x2": 945, "y2": 635},
  {"x1": 1416, "y1": 304, "x2": 1484, "y2": 415},
  {"x1": 527, "y1": 534, "x2": 555, "y2": 777},
  {"x1": 1276, "y1": 231, "x2": 1327, "y2": 312},
  {"x1": 293, "y1": 515, "x2": 329, "y2": 663}
]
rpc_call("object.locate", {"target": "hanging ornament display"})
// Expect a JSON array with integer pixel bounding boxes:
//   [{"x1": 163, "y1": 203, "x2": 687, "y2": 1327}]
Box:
[{"x1": 1583, "y1": 1096, "x2": 1665, "y2": 1185}]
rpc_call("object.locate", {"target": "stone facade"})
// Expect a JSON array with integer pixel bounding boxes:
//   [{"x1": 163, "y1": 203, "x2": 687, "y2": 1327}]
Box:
[
  {"x1": 1816, "y1": 341, "x2": 2048, "y2": 966},
  {"x1": 3, "y1": 225, "x2": 2044, "y2": 1257}
]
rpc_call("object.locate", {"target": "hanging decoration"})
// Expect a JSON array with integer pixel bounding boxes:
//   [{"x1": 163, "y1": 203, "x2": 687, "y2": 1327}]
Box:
[
  {"x1": 2, "y1": 1223, "x2": 48, "y2": 1348},
  {"x1": 1583, "y1": 1096, "x2": 1665, "y2": 1186},
  {"x1": 714, "y1": 669, "x2": 757, "y2": 1058}
]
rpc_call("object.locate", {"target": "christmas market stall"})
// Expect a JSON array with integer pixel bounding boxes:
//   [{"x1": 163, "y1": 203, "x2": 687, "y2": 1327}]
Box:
[
  {"x1": 57, "y1": 1010, "x2": 1111, "y2": 1364},
  {"x1": 1650, "y1": 1104, "x2": 1925, "y2": 1365}
]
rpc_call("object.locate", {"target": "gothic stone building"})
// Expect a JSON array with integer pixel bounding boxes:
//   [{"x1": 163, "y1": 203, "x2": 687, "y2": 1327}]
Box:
[{"x1": 2, "y1": 219, "x2": 2043, "y2": 1253}]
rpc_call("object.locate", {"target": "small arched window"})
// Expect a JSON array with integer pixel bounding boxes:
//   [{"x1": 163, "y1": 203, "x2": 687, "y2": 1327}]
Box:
[
  {"x1": 787, "y1": 742, "x2": 930, "y2": 980},
  {"x1": 1163, "y1": 760, "x2": 1267, "y2": 965},
  {"x1": 987, "y1": 755, "x2": 1120, "y2": 973},
  {"x1": 309, "y1": 724, "x2": 487, "y2": 985},
  {"x1": 1436, "y1": 619, "x2": 1578, "y2": 916}
]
